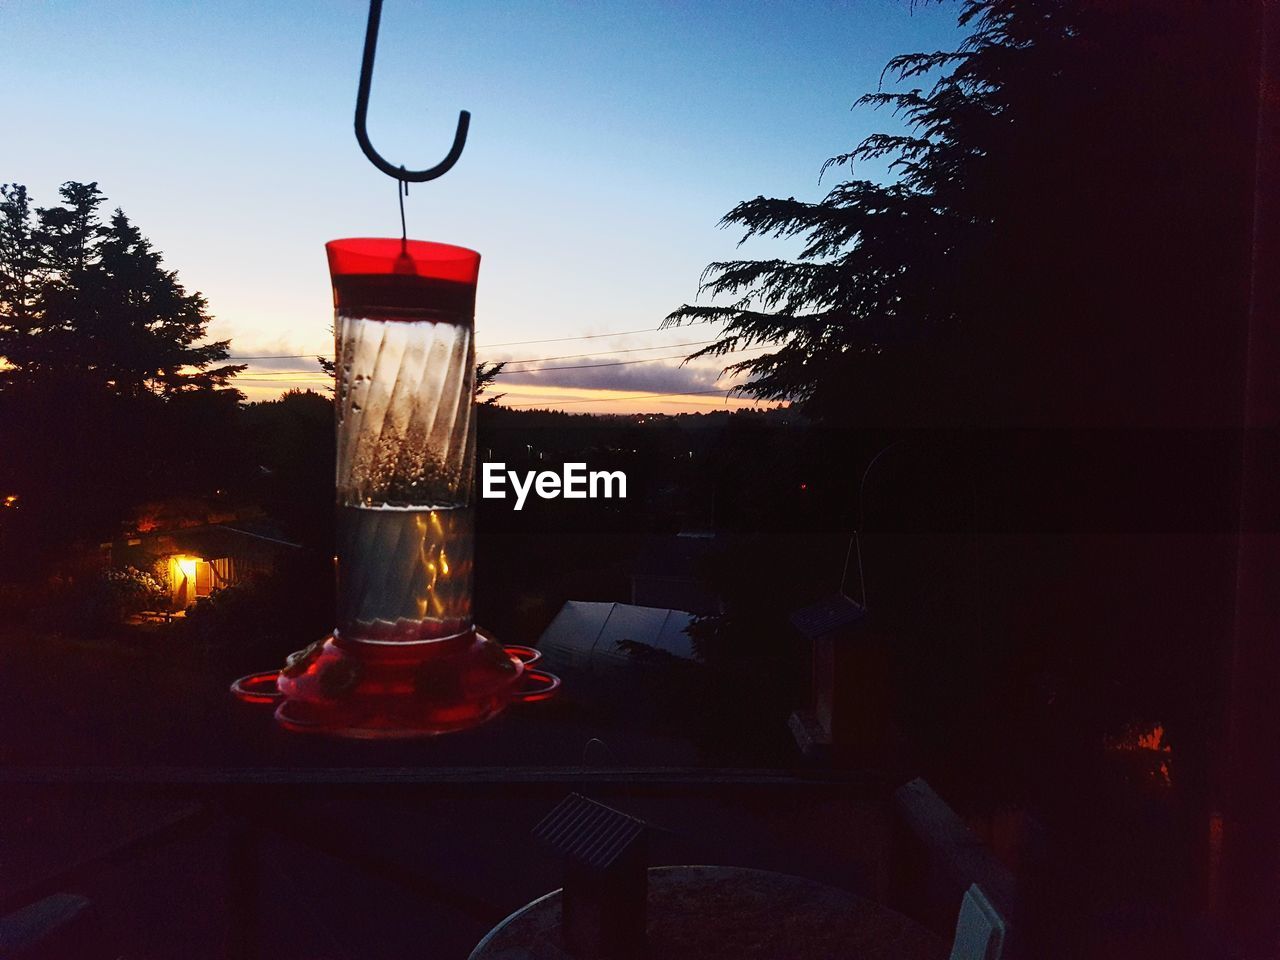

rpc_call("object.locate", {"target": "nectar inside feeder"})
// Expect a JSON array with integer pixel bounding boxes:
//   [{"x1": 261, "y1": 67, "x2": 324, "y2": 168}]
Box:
[{"x1": 233, "y1": 238, "x2": 557, "y2": 735}]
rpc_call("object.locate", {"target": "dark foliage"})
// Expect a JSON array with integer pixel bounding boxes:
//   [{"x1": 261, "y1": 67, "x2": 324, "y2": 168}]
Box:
[
  {"x1": 476, "y1": 359, "x2": 506, "y2": 404},
  {"x1": 241, "y1": 389, "x2": 335, "y2": 550},
  {"x1": 669, "y1": 2, "x2": 1262, "y2": 947},
  {"x1": 0, "y1": 182, "x2": 243, "y2": 395},
  {"x1": 668, "y1": 0, "x2": 1257, "y2": 431},
  {"x1": 56, "y1": 564, "x2": 167, "y2": 635},
  {"x1": 171, "y1": 555, "x2": 334, "y2": 676},
  {"x1": 0, "y1": 183, "x2": 250, "y2": 575}
]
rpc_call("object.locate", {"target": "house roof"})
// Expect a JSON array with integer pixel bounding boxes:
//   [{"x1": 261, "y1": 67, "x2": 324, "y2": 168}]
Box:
[{"x1": 135, "y1": 523, "x2": 301, "y2": 560}]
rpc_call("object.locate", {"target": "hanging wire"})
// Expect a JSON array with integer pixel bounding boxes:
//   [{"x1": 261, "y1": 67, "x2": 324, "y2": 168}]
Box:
[{"x1": 398, "y1": 174, "x2": 408, "y2": 243}]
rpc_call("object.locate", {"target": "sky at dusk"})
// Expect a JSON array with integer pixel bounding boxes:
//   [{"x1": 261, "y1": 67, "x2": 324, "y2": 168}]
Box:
[{"x1": 4, "y1": 0, "x2": 967, "y2": 411}]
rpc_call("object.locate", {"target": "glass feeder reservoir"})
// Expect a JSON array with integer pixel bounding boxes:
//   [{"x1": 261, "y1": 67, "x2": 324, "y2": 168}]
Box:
[{"x1": 253, "y1": 238, "x2": 554, "y2": 736}]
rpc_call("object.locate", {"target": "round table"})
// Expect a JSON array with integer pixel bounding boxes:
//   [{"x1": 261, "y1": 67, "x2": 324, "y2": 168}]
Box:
[{"x1": 469, "y1": 865, "x2": 947, "y2": 960}]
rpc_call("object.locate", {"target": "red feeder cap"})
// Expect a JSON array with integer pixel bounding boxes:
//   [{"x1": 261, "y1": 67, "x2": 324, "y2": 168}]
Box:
[{"x1": 325, "y1": 238, "x2": 481, "y2": 283}]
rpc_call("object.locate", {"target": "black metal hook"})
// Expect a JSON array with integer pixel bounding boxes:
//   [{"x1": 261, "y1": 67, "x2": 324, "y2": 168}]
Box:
[{"x1": 354, "y1": 0, "x2": 470, "y2": 184}]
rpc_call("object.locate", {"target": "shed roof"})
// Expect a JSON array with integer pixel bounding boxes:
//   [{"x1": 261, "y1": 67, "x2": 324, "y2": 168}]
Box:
[
  {"x1": 163, "y1": 523, "x2": 300, "y2": 559},
  {"x1": 536, "y1": 601, "x2": 699, "y2": 679}
]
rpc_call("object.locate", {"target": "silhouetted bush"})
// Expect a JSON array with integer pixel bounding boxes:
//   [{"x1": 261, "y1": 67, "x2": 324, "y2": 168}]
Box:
[
  {"x1": 168, "y1": 554, "x2": 333, "y2": 675},
  {"x1": 58, "y1": 565, "x2": 167, "y2": 634}
]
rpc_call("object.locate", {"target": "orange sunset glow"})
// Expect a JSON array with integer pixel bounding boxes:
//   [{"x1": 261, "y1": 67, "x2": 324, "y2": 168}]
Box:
[{"x1": 232, "y1": 371, "x2": 779, "y2": 414}]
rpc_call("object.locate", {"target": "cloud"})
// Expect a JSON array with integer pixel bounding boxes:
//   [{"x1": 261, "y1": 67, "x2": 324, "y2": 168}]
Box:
[{"x1": 490, "y1": 355, "x2": 746, "y2": 394}]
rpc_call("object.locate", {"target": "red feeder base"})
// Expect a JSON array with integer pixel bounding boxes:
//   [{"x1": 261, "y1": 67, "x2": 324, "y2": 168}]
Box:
[{"x1": 233, "y1": 628, "x2": 557, "y2": 738}]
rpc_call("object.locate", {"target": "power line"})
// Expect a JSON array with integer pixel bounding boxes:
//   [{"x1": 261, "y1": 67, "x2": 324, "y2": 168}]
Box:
[
  {"x1": 227, "y1": 370, "x2": 329, "y2": 378},
  {"x1": 482, "y1": 319, "x2": 715, "y2": 348},
  {"x1": 228, "y1": 320, "x2": 717, "y2": 361},
  {"x1": 505, "y1": 386, "x2": 760, "y2": 408},
  {"x1": 230, "y1": 374, "x2": 770, "y2": 409},
  {"x1": 229, "y1": 341, "x2": 734, "y2": 373},
  {"x1": 229, "y1": 343, "x2": 766, "y2": 382},
  {"x1": 231, "y1": 359, "x2": 777, "y2": 408},
  {"x1": 496, "y1": 339, "x2": 715, "y2": 365},
  {"x1": 228, "y1": 354, "x2": 328, "y2": 361},
  {"x1": 500, "y1": 352, "x2": 696, "y2": 374}
]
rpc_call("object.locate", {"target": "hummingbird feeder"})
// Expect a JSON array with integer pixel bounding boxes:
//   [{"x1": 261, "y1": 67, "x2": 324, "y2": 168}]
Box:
[{"x1": 232, "y1": 0, "x2": 558, "y2": 735}]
